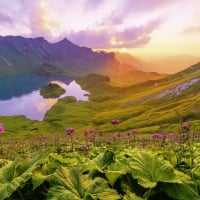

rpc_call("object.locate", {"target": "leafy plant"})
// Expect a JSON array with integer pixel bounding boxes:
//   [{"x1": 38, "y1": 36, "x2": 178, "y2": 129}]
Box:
[
  {"x1": 0, "y1": 154, "x2": 44, "y2": 200},
  {"x1": 47, "y1": 166, "x2": 120, "y2": 200}
]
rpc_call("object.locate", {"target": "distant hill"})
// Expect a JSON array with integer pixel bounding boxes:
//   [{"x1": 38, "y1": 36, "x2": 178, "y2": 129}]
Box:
[
  {"x1": 114, "y1": 52, "x2": 149, "y2": 72},
  {"x1": 115, "y1": 51, "x2": 200, "y2": 74},
  {"x1": 0, "y1": 36, "x2": 165, "y2": 85}
]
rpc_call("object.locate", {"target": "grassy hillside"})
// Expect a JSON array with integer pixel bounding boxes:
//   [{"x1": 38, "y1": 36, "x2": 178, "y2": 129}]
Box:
[
  {"x1": 1, "y1": 62, "x2": 200, "y2": 140},
  {"x1": 40, "y1": 83, "x2": 65, "y2": 98}
]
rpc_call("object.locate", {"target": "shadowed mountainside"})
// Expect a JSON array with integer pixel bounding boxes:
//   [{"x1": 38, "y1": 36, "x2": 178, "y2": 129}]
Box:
[{"x1": 0, "y1": 36, "x2": 165, "y2": 85}]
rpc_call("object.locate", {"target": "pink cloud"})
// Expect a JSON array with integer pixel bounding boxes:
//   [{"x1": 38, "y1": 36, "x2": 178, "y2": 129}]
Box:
[
  {"x1": 183, "y1": 26, "x2": 200, "y2": 34},
  {"x1": 0, "y1": 13, "x2": 13, "y2": 24},
  {"x1": 84, "y1": 0, "x2": 104, "y2": 10},
  {"x1": 68, "y1": 19, "x2": 161, "y2": 48},
  {"x1": 117, "y1": 0, "x2": 177, "y2": 17}
]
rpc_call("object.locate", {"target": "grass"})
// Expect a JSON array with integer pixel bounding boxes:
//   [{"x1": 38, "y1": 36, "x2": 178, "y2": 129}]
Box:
[{"x1": 40, "y1": 83, "x2": 65, "y2": 98}]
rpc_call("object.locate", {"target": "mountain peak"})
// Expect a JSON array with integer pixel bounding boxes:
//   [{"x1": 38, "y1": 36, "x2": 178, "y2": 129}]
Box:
[{"x1": 57, "y1": 37, "x2": 72, "y2": 44}]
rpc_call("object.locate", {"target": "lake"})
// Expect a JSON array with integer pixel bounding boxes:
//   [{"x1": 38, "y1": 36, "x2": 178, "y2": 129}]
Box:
[{"x1": 0, "y1": 75, "x2": 89, "y2": 121}]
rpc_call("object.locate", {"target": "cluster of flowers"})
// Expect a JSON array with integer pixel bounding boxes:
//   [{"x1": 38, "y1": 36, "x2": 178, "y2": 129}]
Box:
[{"x1": 83, "y1": 129, "x2": 98, "y2": 137}]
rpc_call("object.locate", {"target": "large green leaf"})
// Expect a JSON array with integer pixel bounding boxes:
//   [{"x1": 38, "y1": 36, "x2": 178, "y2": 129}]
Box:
[
  {"x1": 123, "y1": 191, "x2": 145, "y2": 200},
  {"x1": 32, "y1": 153, "x2": 69, "y2": 190},
  {"x1": 163, "y1": 183, "x2": 199, "y2": 200},
  {"x1": 82, "y1": 150, "x2": 114, "y2": 173},
  {"x1": 86, "y1": 177, "x2": 121, "y2": 200},
  {"x1": 0, "y1": 154, "x2": 44, "y2": 200},
  {"x1": 47, "y1": 167, "x2": 90, "y2": 200},
  {"x1": 47, "y1": 166, "x2": 120, "y2": 200},
  {"x1": 105, "y1": 162, "x2": 129, "y2": 186},
  {"x1": 49, "y1": 153, "x2": 79, "y2": 165},
  {"x1": 129, "y1": 152, "x2": 181, "y2": 188},
  {"x1": 0, "y1": 159, "x2": 11, "y2": 168},
  {"x1": 162, "y1": 170, "x2": 200, "y2": 200}
]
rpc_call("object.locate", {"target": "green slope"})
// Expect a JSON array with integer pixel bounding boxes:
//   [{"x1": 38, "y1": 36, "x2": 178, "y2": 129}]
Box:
[{"x1": 1, "y1": 63, "x2": 200, "y2": 140}]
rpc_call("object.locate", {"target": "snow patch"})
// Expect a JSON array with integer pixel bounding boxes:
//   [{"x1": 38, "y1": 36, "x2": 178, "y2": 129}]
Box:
[
  {"x1": 1, "y1": 56, "x2": 13, "y2": 66},
  {"x1": 157, "y1": 78, "x2": 200, "y2": 98}
]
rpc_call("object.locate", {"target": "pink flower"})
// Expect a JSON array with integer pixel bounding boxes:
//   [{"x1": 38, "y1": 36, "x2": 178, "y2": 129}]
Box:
[
  {"x1": 84, "y1": 130, "x2": 89, "y2": 136},
  {"x1": 0, "y1": 123, "x2": 4, "y2": 135},
  {"x1": 111, "y1": 119, "x2": 120, "y2": 125},
  {"x1": 66, "y1": 127, "x2": 74, "y2": 135},
  {"x1": 182, "y1": 124, "x2": 189, "y2": 131},
  {"x1": 131, "y1": 129, "x2": 138, "y2": 135}
]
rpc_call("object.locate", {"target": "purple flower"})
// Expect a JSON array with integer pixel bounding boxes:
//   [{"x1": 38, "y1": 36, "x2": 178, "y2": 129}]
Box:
[
  {"x1": 84, "y1": 130, "x2": 89, "y2": 136},
  {"x1": 66, "y1": 127, "x2": 74, "y2": 135},
  {"x1": 131, "y1": 129, "x2": 138, "y2": 135},
  {"x1": 89, "y1": 129, "x2": 97, "y2": 135},
  {"x1": 152, "y1": 132, "x2": 167, "y2": 140},
  {"x1": 169, "y1": 133, "x2": 180, "y2": 142},
  {"x1": 182, "y1": 124, "x2": 189, "y2": 131},
  {"x1": 111, "y1": 119, "x2": 120, "y2": 125},
  {"x1": 0, "y1": 123, "x2": 4, "y2": 135},
  {"x1": 114, "y1": 132, "x2": 123, "y2": 139}
]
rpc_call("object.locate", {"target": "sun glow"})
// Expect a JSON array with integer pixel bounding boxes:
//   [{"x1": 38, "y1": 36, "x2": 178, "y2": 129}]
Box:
[{"x1": 110, "y1": 37, "x2": 123, "y2": 46}]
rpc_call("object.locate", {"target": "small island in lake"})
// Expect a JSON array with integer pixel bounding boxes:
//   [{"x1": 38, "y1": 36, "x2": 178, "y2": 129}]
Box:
[{"x1": 40, "y1": 82, "x2": 66, "y2": 98}]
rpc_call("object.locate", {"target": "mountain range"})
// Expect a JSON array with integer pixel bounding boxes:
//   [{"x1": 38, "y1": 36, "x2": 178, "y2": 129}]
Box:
[
  {"x1": 0, "y1": 36, "x2": 165, "y2": 84},
  {"x1": 0, "y1": 40, "x2": 200, "y2": 137},
  {"x1": 115, "y1": 51, "x2": 200, "y2": 74}
]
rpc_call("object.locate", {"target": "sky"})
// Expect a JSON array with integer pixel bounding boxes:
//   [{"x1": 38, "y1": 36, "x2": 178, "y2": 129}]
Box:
[{"x1": 0, "y1": 0, "x2": 200, "y2": 73}]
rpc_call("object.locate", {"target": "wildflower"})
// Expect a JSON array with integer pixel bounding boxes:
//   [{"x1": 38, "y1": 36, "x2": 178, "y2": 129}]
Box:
[
  {"x1": 114, "y1": 132, "x2": 123, "y2": 139},
  {"x1": 131, "y1": 129, "x2": 138, "y2": 135},
  {"x1": 152, "y1": 132, "x2": 167, "y2": 140},
  {"x1": 89, "y1": 129, "x2": 97, "y2": 135},
  {"x1": 66, "y1": 127, "x2": 74, "y2": 135},
  {"x1": 111, "y1": 119, "x2": 120, "y2": 125},
  {"x1": 182, "y1": 124, "x2": 189, "y2": 131},
  {"x1": 84, "y1": 130, "x2": 89, "y2": 136},
  {"x1": 0, "y1": 123, "x2": 4, "y2": 135}
]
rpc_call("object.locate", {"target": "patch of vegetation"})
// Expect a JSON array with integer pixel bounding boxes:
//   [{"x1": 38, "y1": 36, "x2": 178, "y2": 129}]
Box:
[
  {"x1": 40, "y1": 83, "x2": 65, "y2": 98},
  {"x1": 0, "y1": 128, "x2": 200, "y2": 199}
]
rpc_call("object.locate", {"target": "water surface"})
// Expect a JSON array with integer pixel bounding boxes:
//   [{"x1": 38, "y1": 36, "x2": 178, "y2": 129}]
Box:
[{"x1": 0, "y1": 75, "x2": 89, "y2": 120}]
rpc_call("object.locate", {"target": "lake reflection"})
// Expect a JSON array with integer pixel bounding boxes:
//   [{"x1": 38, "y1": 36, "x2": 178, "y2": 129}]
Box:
[{"x1": 0, "y1": 80, "x2": 89, "y2": 121}]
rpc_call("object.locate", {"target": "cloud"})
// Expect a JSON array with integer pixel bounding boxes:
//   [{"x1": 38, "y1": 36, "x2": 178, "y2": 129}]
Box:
[
  {"x1": 117, "y1": 0, "x2": 177, "y2": 17},
  {"x1": 68, "y1": 19, "x2": 161, "y2": 48},
  {"x1": 20, "y1": 0, "x2": 59, "y2": 39},
  {"x1": 0, "y1": 13, "x2": 13, "y2": 24},
  {"x1": 183, "y1": 26, "x2": 200, "y2": 34},
  {"x1": 84, "y1": 0, "x2": 104, "y2": 10}
]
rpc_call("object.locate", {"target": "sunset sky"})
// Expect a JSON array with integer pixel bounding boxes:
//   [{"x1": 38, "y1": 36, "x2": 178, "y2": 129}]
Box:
[{"x1": 0, "y1": 0, "x2": 199, "y2": 73}]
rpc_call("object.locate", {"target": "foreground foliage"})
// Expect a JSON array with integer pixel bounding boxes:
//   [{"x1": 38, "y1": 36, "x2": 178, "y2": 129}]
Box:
[{"x1": 0, "y1": 145, "x2": 200, "y2": 200}]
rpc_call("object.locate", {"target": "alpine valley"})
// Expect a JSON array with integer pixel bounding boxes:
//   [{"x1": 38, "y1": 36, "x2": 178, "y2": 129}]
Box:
[{"x1": 0, "y1": 36, "x2": 200, "y2": 139}]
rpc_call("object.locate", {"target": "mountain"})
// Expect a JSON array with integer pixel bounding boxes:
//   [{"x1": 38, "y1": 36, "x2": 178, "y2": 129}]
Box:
[
  {"x1": 115, "y1": 51, "x2": 200, "y2": 74},
  {"x1": 0, "y1": 36, "x2": 119, "y2": 76},
  {"x1": 114, "y1": 52, "x2": 149, "y2": 72},
  {"x1": 110, "y1": 52, "x2": 166, "y2": 85},
  {"x1": 0, "y1": 36, "x2": 165, "y2": 85}
]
